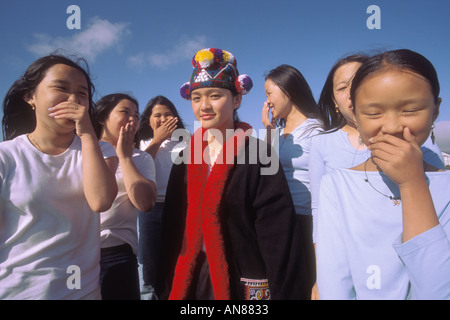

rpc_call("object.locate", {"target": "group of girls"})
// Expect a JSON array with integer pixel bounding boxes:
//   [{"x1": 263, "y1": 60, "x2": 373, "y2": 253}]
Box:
[
  {"x1": 0, "y1": 55, "x2": 186, "y2": 299},
  {"x1": 0, "y1": 47, "x2": 448, "y2": 300}
]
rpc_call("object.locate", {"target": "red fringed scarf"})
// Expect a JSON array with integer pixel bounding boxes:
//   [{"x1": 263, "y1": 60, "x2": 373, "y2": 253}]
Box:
[{"x1": 169, "y1": 122, "x2": 252, "y2": 300}]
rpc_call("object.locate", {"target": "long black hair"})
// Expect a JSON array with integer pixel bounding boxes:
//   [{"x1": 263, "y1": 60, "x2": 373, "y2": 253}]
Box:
[
  {"x1": 318, "y1": 54, "x2": 368, "y2": 131},
  {"x1": 265, "y1": 64, "x2": 322, "y2": 128},
  {"x1": 137, "y1": 95, "x2": 186, "y2": 141},
  {"x1": 2, "y1": 54, "x2": 95, "y2": 140}
]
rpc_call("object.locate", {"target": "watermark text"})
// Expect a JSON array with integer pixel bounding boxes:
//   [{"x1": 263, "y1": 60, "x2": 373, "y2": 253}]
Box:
[{"x1": 170, "y1": 124, "x2": 280, "y2": 176}]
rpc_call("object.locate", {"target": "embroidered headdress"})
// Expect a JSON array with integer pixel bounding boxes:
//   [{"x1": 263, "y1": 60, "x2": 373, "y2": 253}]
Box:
[{"x1": 180, "y1": 48, "x2": 253, "y2": 100}]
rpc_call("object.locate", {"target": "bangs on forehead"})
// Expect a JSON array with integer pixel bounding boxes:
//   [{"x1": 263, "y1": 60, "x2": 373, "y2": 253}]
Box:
[
  {"x1": 358, "y1": 63, "x2": 433, "y2": 93},
  {"x1": 351, "y1": 49, "x2": 440, "y2": 107}
]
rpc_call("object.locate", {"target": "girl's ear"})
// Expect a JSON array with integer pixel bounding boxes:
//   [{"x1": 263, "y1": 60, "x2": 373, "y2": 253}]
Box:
[
  {"x1": 23, "y1": 92, "x2": 36, "y2": 110},
  {"x1": 233, "y1": 94, "x2": 242, "y2": 110},
  {"x1": 23, "y1": 92, "x2": 34, "y2": 105},
  {"x1": 433, "y1": 98, "x2": 442, "y2": 122}
]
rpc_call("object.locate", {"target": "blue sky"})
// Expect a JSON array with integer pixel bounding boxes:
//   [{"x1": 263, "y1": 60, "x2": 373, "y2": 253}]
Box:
[{"x1": 1, "y1": 0, "x2": 450, "y2": 149}]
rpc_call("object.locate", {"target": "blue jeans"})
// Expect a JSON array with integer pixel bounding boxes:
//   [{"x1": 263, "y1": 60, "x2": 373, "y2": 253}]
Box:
[
  {"x1": 100, "y1": 243, "x2": 140, "y2": 300},
  {"x1": 138, "y1": 202, "x2": 163, "y2": 299}
]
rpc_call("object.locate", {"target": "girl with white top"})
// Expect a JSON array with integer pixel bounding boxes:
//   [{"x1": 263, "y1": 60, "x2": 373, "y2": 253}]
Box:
[
  {"x1": 0, "y1": 54, "x2": 118, "y2": 299},
  {"x1": 316, "y1": 49, "x2": 450, "y2": 299},
  {"x1": 93, "y1": 93, "x2": 157, "y2": 299},
  {"x1": 137, "y1": 95, "x2": 187, "y2": 299},
  {"x1": 262, "y1": 64, "x2": 323, "y2": 216}
]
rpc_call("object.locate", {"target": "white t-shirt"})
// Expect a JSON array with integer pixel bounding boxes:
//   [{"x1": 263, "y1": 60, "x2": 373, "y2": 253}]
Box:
[
  {"x1": 100, "y1": 149, "x2": 156, "y2": 255},
  {"x1": 140, "y1": 139, "x2": 187, "y2": 203},
  {"x1": 0, "y1": 134, "x2": 116, "y2": 300}
]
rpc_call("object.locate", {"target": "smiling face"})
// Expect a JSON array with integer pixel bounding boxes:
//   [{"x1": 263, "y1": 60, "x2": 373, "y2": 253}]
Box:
[
  {"x1": 264, "y1": 78, "x2": 292, "y2": 120},
  {"x1": 101, "y1": 99, "x2": 139, "y2": 146},
  {"x1": 25, "y1": 63, "x2": 89, "y2": 133},
  {"x1": 191, "y1": 87, "x2": 241, "y2": 132},
  {"x1": 354, "y1": 69, "x2": 440, "y2": 147},
  {"x1": 332, "y1": 62, "x2": 362, "y2": 125},
  {"x1": 149, "y1": 104, "x2": 175, "y2": 132}
]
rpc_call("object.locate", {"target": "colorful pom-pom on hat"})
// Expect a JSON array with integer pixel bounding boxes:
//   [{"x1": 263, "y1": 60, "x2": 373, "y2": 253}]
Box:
[
  {"x1": 180, "y1": 82, "x2": 191, "y2": 100},
  {"x1": 180, "y1": 48, "x2": 253, "y2": 100},
  {"x1": 236, "y1": 74, "x2": 253, "y2": 95}
]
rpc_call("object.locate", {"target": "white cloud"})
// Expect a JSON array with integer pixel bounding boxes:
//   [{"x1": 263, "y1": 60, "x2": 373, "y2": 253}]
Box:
[
  {"x1": 27, "y1": 17, "x2": 131, "y2": 61},
  {"x1": 126, "y1": 53, "x2": 147, "y2": 68},
  {"x1": 127, "y1": 35, "x2": 208, "y2": 69}
]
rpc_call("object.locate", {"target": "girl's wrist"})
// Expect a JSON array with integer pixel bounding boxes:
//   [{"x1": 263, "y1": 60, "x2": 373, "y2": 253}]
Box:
[
  {"x1": 398, "y1": 174, "x2": 428, "y2": 194},
  {"x1": 150, "y1": 137, "x2": 165, "y2": 146}
]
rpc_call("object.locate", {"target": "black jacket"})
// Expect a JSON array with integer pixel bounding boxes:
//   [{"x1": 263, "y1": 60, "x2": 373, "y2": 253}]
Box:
[{"x1": 156, "y1": 137, "x2": 315, "y2": 300}]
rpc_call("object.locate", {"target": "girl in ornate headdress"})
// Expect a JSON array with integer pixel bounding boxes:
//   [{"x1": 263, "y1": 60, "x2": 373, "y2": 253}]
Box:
[{"x1": 157, "y1": 48, "x2": 315, "y2": 300}]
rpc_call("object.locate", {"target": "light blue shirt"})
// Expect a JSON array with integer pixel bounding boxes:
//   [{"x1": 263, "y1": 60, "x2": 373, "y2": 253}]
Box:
[
  {"x1": 309, "y1": 130, "x2": 370, "y2": 241},
  {"x1": 278, "y1": 118, "x2": 322, "y2": 215},
  {"x1": 309, "y1": 130, "x2": 444, "y2": 242},
  {"x1": 316, "y1": 168, "x2": 450, "y2": 300}
]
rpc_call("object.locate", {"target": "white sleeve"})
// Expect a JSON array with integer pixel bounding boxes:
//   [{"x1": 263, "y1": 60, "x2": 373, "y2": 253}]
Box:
[
  {"x1": 139, "y1": 139, "x2": 152, "y2": 151},
  {"x1": 136, "y1": 151, "x2": 156, "y2": 184},
  {"x1": 316, "y1": 174, "x2": 356, "y2": 299},
  {"x1": 393, "y1": 224, "x2": 450, "y2": 300}
]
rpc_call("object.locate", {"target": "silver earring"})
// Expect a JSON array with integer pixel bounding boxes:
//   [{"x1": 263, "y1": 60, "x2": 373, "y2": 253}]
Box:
[{"x1": 431, "y1": 124, "x2": 436, "y2": 145}]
